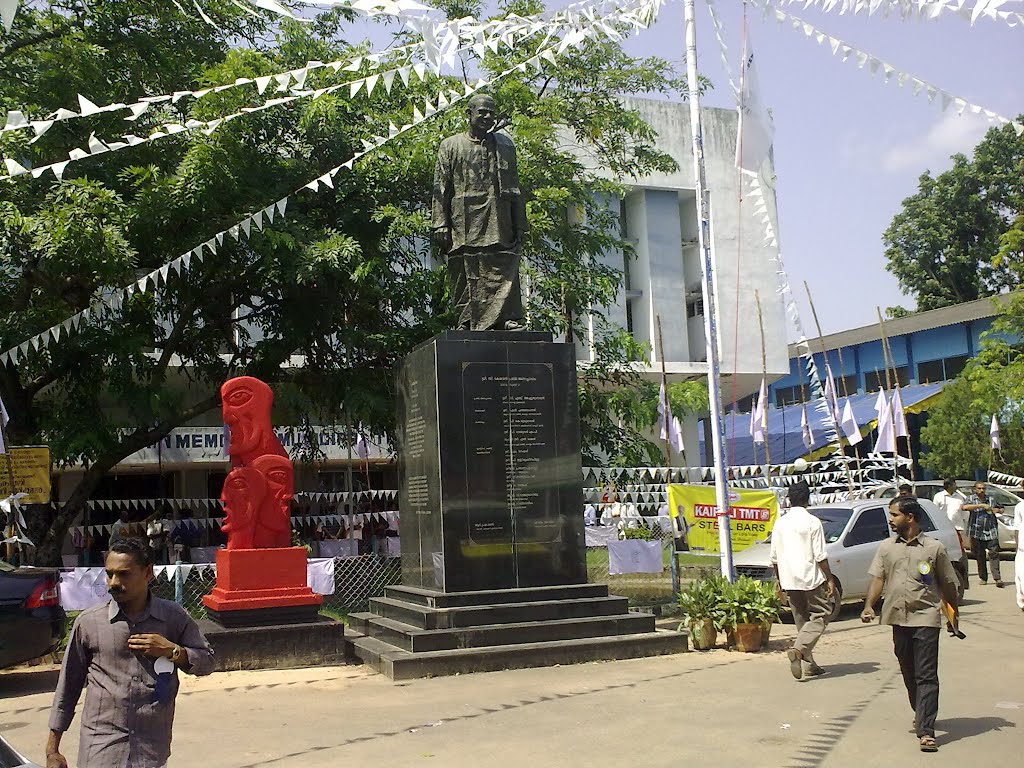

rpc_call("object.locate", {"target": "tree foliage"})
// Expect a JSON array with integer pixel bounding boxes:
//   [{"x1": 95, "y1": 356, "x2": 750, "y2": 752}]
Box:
[
  {"x1": 919, "y1": 295, "x2": 1024, "y2": 477},
  {"x1": 883, "y1": 120, "x2": 1024, "y2": 311},
  {"x1": 1, "y1": 1, "x2": 690, "y2": 563}
]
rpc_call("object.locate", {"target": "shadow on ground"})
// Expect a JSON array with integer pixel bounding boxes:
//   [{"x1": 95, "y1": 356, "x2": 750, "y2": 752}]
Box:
[
  {"x1": 0, "y1": 668, "x2": 60, "y2": 697},
  {"x1": 939, "y1": 716, "x2": 1016, "y2": 746}
]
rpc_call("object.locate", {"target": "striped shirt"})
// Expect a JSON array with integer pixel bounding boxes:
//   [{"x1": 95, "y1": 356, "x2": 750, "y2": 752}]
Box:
[
  {"x1": 49, "y1": 595, "x2": 214, "y2": 768},
  {"x1": 966, "y1": 493, "x2": 1000, "y2": 543}
]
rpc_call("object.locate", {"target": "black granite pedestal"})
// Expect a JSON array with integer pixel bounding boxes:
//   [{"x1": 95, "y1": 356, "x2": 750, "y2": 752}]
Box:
[
  {"x1": 396, "y1": 330, "x2": 587, "y2": 591},
  {"x1": 348, "y1": 331, "x2": 687, "y2": 679}
]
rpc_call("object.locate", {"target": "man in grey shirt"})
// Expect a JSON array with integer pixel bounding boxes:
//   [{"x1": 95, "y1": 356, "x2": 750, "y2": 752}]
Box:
[{"x1": 47, "y1": 538, "x2": 214, "y2": 768}]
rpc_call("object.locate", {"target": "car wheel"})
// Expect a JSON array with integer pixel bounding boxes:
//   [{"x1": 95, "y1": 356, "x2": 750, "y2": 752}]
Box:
[{"x1": 827, "y1": 579, "x2": 843, "y2": 623}]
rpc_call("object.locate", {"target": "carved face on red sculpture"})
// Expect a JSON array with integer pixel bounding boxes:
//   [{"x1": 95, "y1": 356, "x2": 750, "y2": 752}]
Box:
[
  {"x1": 221, "y1": 376, "x2": 275, "y2": 459},
  {"x1": 251, "y1": 455, "x2": 294, "y2": 507},
  {"x1": 220, "y1": 466, "x2": 266, "y2": 550}
]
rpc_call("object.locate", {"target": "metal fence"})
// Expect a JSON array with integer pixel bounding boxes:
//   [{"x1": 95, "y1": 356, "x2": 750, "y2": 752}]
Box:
[{"x1": 61, "y1": 528, "x2": 724, "y2": 620}]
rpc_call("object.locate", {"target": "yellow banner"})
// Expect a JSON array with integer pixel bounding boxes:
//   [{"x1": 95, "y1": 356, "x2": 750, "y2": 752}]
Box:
[
  {"x1": 667, "y1": 484, "x2": 778, "y2": 554},
  {"x1": 0, "y1": 446, "x2": 52, "y2": 504}
]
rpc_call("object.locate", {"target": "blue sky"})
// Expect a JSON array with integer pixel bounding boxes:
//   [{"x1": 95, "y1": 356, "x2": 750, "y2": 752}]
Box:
[{"x1": 616, "y1": 2, "x2": 1022, "y2": 335}]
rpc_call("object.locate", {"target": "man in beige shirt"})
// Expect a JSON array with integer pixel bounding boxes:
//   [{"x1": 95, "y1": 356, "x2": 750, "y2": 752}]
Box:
[{"x1": 861, "y1": 496, "x2": 960, "y2": 753}]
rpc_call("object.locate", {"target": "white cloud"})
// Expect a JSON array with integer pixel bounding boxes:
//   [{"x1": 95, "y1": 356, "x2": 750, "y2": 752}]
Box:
[{"x1": 879, "y1": 111, "x2": 993, "y2": 174}]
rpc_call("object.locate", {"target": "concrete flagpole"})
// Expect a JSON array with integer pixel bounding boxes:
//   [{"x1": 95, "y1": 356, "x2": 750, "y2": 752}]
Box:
[{"x1": 684, "y1": 0, "x2": 734, "y2": 581}]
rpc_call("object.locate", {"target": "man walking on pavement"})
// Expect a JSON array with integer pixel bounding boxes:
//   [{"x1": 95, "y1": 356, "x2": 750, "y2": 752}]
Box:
[
  {"x1": 963, "y1": 481, "x2": 1004, "y2": 587},
  {"x1": 770, "y1": 480, "x2": 835, "y2": 681},
  {"x1": 46, "y1": 538, "x2": 215, "y2": 768},
  {"x1": 933, "y1": 479, "x2": 969, "y2": 589},
  {"x1": 861, "y1": 496, "x2": 960, "y2": 753}
]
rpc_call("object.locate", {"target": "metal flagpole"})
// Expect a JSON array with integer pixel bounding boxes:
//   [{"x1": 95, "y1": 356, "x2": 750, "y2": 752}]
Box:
[{"x1": 684, "y1": 0, "x2": 734, "y2": 581}]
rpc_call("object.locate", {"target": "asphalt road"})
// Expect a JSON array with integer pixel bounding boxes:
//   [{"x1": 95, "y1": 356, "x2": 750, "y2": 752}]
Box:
[{"x1": 2, "y1": 569, "x2": 1021, "y2": 768}]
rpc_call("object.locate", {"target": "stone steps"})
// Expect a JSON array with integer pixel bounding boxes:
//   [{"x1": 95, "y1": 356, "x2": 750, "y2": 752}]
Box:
[
  {"x1": 367, "y1": 594, "x2": 630, "y2": 630},
  {"x1": 349, "y1": 630, "x2": 689, "y2": 681},
  {"x1": 359, "y1": 612, "x2": 656, "y2": 653}
]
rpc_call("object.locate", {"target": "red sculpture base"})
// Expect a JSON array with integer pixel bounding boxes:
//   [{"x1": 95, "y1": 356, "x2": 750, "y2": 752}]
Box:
[{"x1": 202, "y1": 547, "x2": 323, "y2": 613}]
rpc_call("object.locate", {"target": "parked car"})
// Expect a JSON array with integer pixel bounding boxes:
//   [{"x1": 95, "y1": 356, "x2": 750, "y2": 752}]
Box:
[
  {"x1": 0, "y1": 734, "x2": 41, "y2": 768},
  {"x1": 861, "y1": 481, "x2": 1018, "y2": 553},
  {"x1": 733, "y1": 498, "x2": 969, "y2": 621},
  {"x1": 0, "y1": 559, "x2": 66, "y2": 670}
]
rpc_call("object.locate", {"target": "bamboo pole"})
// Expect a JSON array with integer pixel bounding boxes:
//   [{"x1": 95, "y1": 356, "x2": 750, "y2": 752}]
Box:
[
  {"x1": 804, "y1": 282, "x2": 855, "y2": 492},
  {"x1": 875, "y1": 307, "x2": 903, "y2": 483},
  {"x1": 755, "y1": 291, "x2": 771, "y2": 478},
  {"x1": 832, "y1": 334, "x2": 865, "y2": 483}
]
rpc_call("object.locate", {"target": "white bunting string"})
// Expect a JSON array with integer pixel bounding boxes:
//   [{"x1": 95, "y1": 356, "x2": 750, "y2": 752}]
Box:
[
  {"x1": 705, "y1": 0, "x2": 740, "y2": 97},
  {"x1": 0, "y1": 45, "x2": 425, "y2": 141},
  {"x1": 760, "y1": 4, "x2": 1024, "y2": 136},
  {"x1": 771, "y1": 0, "x2": 1024, "y2": 28},
  {"x1": 0, "y1": 0, "x2": 666, "y2": 365},
  {"x1": 1, "y1": 0, "x2": 664, "y2": 182}
]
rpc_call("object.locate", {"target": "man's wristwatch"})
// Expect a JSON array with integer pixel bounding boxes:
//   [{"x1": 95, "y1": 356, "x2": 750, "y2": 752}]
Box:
[{"x1": 170, "y1": 645, "x2": 182, "y2": 663}]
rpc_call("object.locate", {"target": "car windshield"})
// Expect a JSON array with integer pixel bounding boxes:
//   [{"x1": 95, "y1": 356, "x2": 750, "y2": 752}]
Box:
[{"x1": 810, "y1": 508, "x2": 854, "y2": 543}]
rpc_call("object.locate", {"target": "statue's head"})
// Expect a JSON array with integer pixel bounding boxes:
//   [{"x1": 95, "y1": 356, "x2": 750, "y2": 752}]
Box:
[
  {"x1": 220, "y1": 466, "x2": 266, "y2": 525},
  {"x1": 221, "y1": 376, "x2": 274, "y2": 457},
  {"x1": 252, "y1": 454, "x2": 294, "y2": 505},
  {"x1": 465, "y1": 93, "x2": 496, "y2": 135}
]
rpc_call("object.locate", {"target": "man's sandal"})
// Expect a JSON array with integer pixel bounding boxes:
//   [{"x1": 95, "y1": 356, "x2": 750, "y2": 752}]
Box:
[{"x1": 919, "y1": 735, "x2": 938, "y2": 752}]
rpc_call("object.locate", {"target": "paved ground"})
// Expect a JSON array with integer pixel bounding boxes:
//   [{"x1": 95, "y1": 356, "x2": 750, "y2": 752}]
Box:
[{"x1": 2, "y1": 568, "x2": 1021, "y2": 768}]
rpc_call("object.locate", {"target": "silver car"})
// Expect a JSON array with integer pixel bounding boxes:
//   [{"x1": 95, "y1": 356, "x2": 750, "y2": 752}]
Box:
[
  {"x1": 733, "y1": 498, "x2": 969, "y2": 621},
  {"x1": 0, "y1": 735, "x2": 40, "y2": 768},
  {"x1": 861, "y1": 481, "x2": 1018, "y2": 553}
]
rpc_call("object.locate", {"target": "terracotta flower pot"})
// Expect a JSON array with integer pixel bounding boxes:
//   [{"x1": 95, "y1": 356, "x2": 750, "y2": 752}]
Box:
[
  {"x1": 733, "y1": 622, "x2": 763, "y2": 653},
  {"x1": 689, "y1": 618, "x2": 717, "y2": 650},
  {"x1": 760, "y1": 621, "x2": 773, "y2": 648}
]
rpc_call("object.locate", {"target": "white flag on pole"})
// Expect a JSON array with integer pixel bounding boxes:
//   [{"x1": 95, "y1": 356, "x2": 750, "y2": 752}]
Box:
[
  {"x1": 0, "y1": 394, "x2": 9, "y2": 454},
  {"x1": 990, "y1": 415, "x2": 1001, "y2": 450},
  {"x1": 355, "y1": 424, "x2": 369, "y2": 460},
  {"x1": 657, "y1": 380, "x2": 671, "y2": 442},
  {"x1": 875, "y1": 399, "x2": 896, "y2": 454},
  {"x1": 873, "y1": 387, "x2": 888, "y2": 416},
  {"x1": 749, "y1": 378, "x2": 767, "y2": 444},
  {"x1": 840, "y1": 399, "x2": 863, "y2": 446},
  {"x1": 736, "y1": 33, "x2": 775, "y2": 173},
  {"x1": 823, "y1": 366, "x2": 841, "y2": 424},
  {"x1": 800, "y1": 405, "x2": 814, "y2": 450},
  {"x1": 670, "y1": 416, "x2": 685, "y2": 454},
  {"x1": 891, "y1": 386, "x2": 909, "y2": 439}
]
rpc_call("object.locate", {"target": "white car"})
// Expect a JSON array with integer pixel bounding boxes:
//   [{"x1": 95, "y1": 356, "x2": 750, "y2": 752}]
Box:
[
  {"x1": 733, "y1": 498, "x2": 969, "y2": 621},
  {"x1": 861, "y1": 481, "x2": 1018, "y2": 554}
]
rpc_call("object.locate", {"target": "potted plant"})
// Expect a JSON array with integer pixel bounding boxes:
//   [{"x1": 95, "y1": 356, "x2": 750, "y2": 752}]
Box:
[
  {"x1": 677, "y1": 577, "x2": 724, "y2": 650},
  {"x1": 754, "y1": 580, "x2": 782, "y2": 648},
  {"x1": 718, "y1": 576, "x2": 766, "y2": 652}
]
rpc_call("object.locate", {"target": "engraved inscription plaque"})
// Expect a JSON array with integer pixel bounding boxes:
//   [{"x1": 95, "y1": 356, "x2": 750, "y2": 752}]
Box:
[{"x1": 397, "y1": 331, "x2": 586, "y2": 592}]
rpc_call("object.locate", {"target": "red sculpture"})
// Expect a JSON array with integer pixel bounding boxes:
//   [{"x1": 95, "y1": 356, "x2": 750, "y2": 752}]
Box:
[
  {"x1": 218, "y1": 376, "x2": 292, "y2": 550},
  {"x1": 203, "y1": 375, "x2": 321, "y2": 621}
]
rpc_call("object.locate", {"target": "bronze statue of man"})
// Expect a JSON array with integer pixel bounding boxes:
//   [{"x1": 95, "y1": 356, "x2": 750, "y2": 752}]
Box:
[{"x1": 432, "y1": 94, "x2": 528, "y2": 331}]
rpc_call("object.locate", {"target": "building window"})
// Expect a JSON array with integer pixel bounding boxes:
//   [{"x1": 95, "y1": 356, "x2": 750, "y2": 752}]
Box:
[
  {"x1": 686, "y1": 297, "x2": 704, "y2": 318},
  {"x1": 917, "y1": 354, "x2": 968, "y2": 383},
  {"x1": 774, "y1": 386, "x2": 802, "y2": 407},
  {"x1": 864, "y1": 366, "x2": 909, "y2": 392}
]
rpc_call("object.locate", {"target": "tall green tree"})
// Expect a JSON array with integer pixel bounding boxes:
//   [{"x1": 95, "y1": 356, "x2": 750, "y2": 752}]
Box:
[
  {"x1": 883, "y1": 120, "x2": 1024, "y2": 311},
  {"x1": 919, "y1": 295, "x2": 1024, "y2": 477},
  {"x1": 1, "y1": 1, "x2": 688, "y2": 563}
]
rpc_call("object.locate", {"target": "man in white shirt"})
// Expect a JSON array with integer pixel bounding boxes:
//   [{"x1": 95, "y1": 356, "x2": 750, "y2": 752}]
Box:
[
  {"x1": 770, "y1": 481, "x2": 836, "y2": 681},
  {"x1": 932, "y1": 479, "x2": 967, "y2": 533},
  {"x1": 1015, "y1": 480, "x2": 1024, "y2": 612}
]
